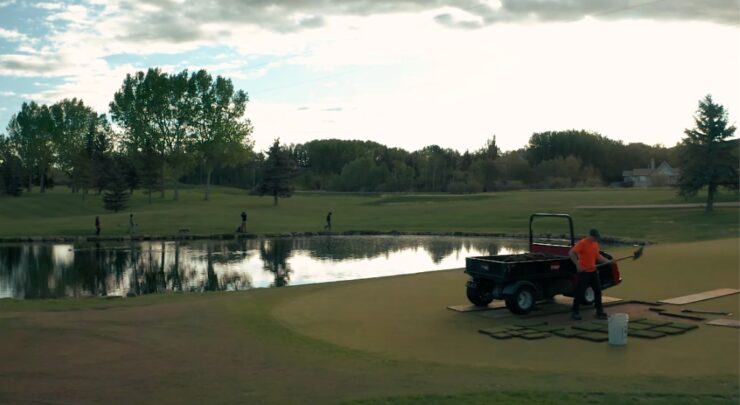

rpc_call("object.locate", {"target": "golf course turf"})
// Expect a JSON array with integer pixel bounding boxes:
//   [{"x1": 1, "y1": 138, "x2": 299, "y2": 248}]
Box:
[{"x1": 0, "y1": 187, "x2": 738, "y2": 403}]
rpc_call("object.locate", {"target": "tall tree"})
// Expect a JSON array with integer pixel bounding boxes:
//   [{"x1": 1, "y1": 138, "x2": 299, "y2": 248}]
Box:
[
  {"x1": 102, "y1": 160, "x2": 130, "y2": 212},
  {"x1": 254, "y1": 139, "x2": 298, "y2": 206},
  {"x1": 110, "y1": 69, "x2": 168, "y2": 199},
  {"x1": 189, "y1": 70, "x2": 253, "y2": 201},
  {"x1": 0, "y1": 135, "x2": 23, "y2": 196},
  {"x1": 7, "y1": 102, "x2": 54, "y2": 192},
  {"x1": 678, "y1": 95, "x2": 738, "y2": 211}
]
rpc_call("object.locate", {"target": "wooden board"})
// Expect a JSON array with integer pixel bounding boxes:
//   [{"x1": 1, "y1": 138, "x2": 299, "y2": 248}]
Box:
[
  {"x1": 706, "y1": 319, "x2": 740, "y2": 328},
  {"x1": 659, "y1": 288, "x2": 739, "y2": 305},
  {"x1": 553, "y1": 295, "x2": 623, "y2": 305},
  {"x1": 447, "y1": 301, "x2": 506, "y2": 312}
]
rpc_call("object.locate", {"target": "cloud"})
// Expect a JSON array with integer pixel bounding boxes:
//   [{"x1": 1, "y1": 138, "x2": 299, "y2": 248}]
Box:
[
  {"x1": 34, "y1": 2, "x2": 64, "y2": 10},
  {"x1": 0, "y1": 0, "x2": 16, "y2": 7},
  {"x1": 77, "y1": 0, "x2": 739, "y2": 52},
  {"x1": 0, "y1": 91, "x2": 17, "y2": 96},
  {"x1": 0, "y1": 28, "x2": 28, "y2": 42}
]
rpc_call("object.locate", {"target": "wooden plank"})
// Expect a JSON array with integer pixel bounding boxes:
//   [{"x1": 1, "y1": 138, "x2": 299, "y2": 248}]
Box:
[
  {"x1": 658, "y1": 311, "x2": 706, "y2": 321},
  {"x1": 447, "y1": 301, "x2": 506, "y2": 312},
  {"x1": 659, "y1": 288, "x2": 739, "y2": 305},
  {"x1": 553, "y1": 295, "x2": 623, "y2": 305},
  {"x1": 706, "y1": 319, "x2": 740, "y2": 328}
]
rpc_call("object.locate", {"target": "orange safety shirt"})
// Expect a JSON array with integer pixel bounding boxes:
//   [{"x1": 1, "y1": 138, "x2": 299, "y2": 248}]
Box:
[{"x1": 572, "y1": 237, "x2": 600, "y2": 272}]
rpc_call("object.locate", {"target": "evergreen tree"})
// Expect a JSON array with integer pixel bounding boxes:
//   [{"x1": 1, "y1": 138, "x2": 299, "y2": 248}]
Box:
[
  {"x1": 678, "y1": 95, "x2": 738, "y2": 212},
  {"x1": 103, "y1": 162, "x2": 130, "y2": 212},
  {"x1": 254, "y1": 139, "x2": 298, "y2": 206}
]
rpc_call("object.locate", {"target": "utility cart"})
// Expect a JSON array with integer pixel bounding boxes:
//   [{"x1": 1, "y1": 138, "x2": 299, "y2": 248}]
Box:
[{"x1": 464, "y1": 213, "x2": 622, "y2": 314}]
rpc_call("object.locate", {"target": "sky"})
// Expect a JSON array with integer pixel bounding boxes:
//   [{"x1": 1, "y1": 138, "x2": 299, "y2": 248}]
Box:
[{"x1": 0, "y1": 0, "x2": 738, "y2": 153}]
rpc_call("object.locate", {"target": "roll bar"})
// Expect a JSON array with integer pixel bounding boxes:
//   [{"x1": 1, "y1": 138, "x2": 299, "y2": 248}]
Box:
[{"x1": 529, "y1": 213, "x2": 575, "y2": 247}]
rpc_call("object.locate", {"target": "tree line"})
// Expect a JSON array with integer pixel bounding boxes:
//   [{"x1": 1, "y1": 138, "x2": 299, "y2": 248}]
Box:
[{"x1": 0, "y1": 66, "x2": 736, "y2": 211}]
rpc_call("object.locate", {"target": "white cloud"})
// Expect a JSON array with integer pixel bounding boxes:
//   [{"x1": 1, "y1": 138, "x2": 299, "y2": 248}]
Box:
[
  {"x1": 34, "y1": 2, "x2": 64, "y2": 10},
  {"x1": 0, "y1": 0, "x2": 16, "y2": 8},
  {"x1": 0, "y1": 91, "x2": 16, "y2": 96},
  {"x1": 0, "y1": 27, "x2": 27, "y2": 41}
]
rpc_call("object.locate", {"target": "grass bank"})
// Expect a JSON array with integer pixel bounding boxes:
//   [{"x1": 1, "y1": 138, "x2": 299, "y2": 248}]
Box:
[{"x1": 0, "y1": 186, "x2": 737, "y2": 242}]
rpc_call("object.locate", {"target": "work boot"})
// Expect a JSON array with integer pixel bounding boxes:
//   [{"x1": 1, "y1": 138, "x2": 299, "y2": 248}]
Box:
[
  {"x1": 595, "y1": 311, "x2": 608, "y2": 320},
  {"x1": 571, "y1": 312, "x2": 582, "y2": 321}
]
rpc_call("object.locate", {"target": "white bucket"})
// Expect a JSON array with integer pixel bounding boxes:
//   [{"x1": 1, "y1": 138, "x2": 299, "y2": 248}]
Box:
[{"x1": 608, "y1": 313, "x2": 629, "y2": 346}]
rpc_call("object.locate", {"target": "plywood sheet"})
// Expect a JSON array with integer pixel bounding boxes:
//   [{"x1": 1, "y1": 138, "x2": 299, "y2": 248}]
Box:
[
  {"x1": 706, "y1": 319, "x2": 740, "y2": 328},
  {"x1": 659, "y1": 288, "x2": 739, "y2": 305},
  {"x1": 447, "y1": 301, "x2": 506, "y2": 312},
  {"x1": 553, "y1": 295, "x2": 623, "y2": 305}
]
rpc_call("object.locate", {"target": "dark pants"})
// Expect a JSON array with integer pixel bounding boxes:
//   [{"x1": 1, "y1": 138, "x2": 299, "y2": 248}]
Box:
[{"x1": 571, "y1": 271, "x2": 604, "y2": 314}]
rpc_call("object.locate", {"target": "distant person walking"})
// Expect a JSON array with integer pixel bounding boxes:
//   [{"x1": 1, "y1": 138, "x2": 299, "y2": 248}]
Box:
[
  {"x1": 324, "y1": 211, "x2": 332, "y2": 231},
  {"x1": 95, "y1": 216, "x2": 100, "y2": 236},
  {"x1": 239, "y1": 211, "x2": 248, "y2": 233},
  {"x1": 128, "y1": 213, "x2": 137, "y2": 235},
  {"x1": 569, "y1": 228, "x2": 610, "y2": 321}
]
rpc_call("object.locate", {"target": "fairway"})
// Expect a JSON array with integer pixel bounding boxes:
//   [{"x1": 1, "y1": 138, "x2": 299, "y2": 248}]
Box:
[
  {"x1": 0, "y1": 239, "x2": 737, "y2": 404},
  {"x1": 275, "y1": 239, "x2": 739, "y2": 375},
  {"x1": 0, "y1": 186, "x2": 737, "y2": 242}
]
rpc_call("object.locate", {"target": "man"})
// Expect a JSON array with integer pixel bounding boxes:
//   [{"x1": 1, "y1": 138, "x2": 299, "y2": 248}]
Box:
[
  {"x1": 128, "y1": 213, "x2": 137, "y2": 235},
  {"x1": 95, "y1": 216, "x2": 100, "y2": 236},
  {"x1": 240, "y1": 211, "x2": 248, "y2": 233},
  {"x1": 569, "y1": 228, "x2": 610, "y2": 321},
  {"x1": 324, "y1": 211, "x2": 332, "y2": 230}
]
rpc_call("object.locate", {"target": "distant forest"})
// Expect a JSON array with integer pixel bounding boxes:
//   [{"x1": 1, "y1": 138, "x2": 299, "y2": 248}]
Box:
[
  {"x1": 195, "y1": 132, "x2": 682, "y2": 194},
  {"x1": 0, "y1": 67, "x2": 685, "y2": 204}
]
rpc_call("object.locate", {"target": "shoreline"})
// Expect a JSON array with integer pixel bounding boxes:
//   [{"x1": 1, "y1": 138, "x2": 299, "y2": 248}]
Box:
[{"x1": 0, "y1": 230, "x2": 650, "y2": 246}]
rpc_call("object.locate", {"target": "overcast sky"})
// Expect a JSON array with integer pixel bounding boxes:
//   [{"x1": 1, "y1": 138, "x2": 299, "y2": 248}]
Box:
[{"x1": 0, "y1": 0, "x2": 738, "y2": 152}]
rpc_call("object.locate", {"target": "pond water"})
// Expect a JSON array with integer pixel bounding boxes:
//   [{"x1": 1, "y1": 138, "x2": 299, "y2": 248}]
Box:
[{"x1": 0, "y1": 235, "x2": 527, "y2": 299}]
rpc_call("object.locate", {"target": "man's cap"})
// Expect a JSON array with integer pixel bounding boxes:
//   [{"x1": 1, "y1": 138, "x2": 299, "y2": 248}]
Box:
[{"x1": 589, "y1": 228, "x2": 601, "y2": 240}]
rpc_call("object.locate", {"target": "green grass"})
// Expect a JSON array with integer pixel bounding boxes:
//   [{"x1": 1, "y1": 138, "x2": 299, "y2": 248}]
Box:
[
  {"x1": 0, "y1": 186, "x2": 737, "y2": 242},
  {"x1": 348, "y1": 391, "x2": 737, "y2": 404},
  {"x1": 1, "y1": 238, "x2": 737, "y2": 404}
]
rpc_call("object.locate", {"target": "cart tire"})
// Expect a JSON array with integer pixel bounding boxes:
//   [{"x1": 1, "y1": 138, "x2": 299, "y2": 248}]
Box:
[
  {"x1": 582, "y1": 286, "x2": 595, "y2": 306},
  {"x1": 466, "y1": 283, "x2": 494, "y2": 307},
  {"x1": 505, "y1": 286, "x2": 535, "y2": 315}
]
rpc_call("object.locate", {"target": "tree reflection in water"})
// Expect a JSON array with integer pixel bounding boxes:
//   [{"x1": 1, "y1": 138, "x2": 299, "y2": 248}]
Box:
[
  {"x1": 259, "y1": 239, "x2": 293, "y2": 287},
  {"x1": 0, "y1": 236, "x2": 522, "y2": 298}
]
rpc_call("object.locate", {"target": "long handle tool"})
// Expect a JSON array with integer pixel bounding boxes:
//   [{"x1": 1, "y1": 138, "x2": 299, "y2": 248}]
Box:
[{"x1": 596, "y1": 245, "x2": 644, "y2": 268}]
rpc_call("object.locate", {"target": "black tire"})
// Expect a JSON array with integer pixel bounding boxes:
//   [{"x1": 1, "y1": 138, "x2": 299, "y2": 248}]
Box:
[
  {"x1": 466, "y1": 283, "x2": 494, "y2": 306},
  {"x1": 581, "y1": 286, "x2": 595, "y2": 306},
  {"x1": 505, "y1": 286, "x2": 536, "y2": 315}
]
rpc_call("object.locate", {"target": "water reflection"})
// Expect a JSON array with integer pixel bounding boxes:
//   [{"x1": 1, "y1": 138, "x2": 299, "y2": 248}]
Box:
[{"x1": 0, "y1": 236, "x2": 525, "y2": 299}]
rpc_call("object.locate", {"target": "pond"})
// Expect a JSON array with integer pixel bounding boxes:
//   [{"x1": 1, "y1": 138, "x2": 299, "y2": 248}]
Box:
[{"x1": 0, "y1": 235, "x2": 528, "y2": 299}]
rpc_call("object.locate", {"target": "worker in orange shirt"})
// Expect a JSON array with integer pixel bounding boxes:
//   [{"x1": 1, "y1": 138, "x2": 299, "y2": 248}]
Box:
[{"x1": 569, "y1": 228, "x2": 610, "y2": 321}]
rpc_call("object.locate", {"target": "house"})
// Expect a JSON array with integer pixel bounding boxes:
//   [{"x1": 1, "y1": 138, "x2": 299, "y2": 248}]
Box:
[{"x1": 622, "y1": 159, "x2": 680, "y2": 187}]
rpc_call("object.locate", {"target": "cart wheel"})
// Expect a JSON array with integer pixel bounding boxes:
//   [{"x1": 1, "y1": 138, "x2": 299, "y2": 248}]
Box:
[
  {"x1": 582, "y1": 286, "x2": 595, "y2": 306},
  {"x1": 505, "y1": 286, "x2": 535, "y2": 315},
  {"x1": 466, "y1": 283, "x2": 494, "y2": 307}
]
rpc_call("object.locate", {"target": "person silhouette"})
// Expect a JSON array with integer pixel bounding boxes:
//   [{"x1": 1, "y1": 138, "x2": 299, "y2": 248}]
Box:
[
  {"x1": 324, "y1": 211, "x2": 332, "y2": 231},
  {"x1": 128, "y1": 213, "x2": 137, "y2": 235},
  {"x1": 239, "y1": 211, "x2": 247, "y2": 233},
  {"x1": 95, "y1": 216, "x2": 100, "y2": 236}
]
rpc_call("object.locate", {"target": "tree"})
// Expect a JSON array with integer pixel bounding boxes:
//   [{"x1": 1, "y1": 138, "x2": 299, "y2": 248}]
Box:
[
  {"x1": 103, "y1": 161, "x2": 130, "y2": 212},
  {"x1": 189, "y1": 70, "x2": 253, "y2": 201},
  {"x1": 254, "y1": 139, "x2": 298, "y2": 206},
  {"x1": 6, "y1": 102, "x2": 53, "y2": 192},
  {"x1": 0, "y1": 135, "x2": 22, "y2": 196},
  {"x1": 48, "y1": 99, "x2": 100, "y2": 190},
  {"x1": 678, "y1": 95, "x2": 738, "y2": 211},
  {"x1": 110, "y1": 69, "x2": 170, "y2": 199}
]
